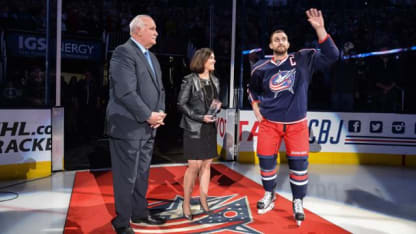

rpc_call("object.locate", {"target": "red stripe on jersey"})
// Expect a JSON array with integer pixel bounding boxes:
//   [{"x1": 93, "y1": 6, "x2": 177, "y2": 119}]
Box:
[{"x1": 319, "y1": 34, "x2": 331, "y2": 44}]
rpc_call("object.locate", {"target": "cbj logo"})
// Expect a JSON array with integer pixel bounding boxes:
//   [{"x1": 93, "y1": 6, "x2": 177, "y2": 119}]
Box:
[{"x1": 392, "y1": 121, "x2": 405, "y2": 134}]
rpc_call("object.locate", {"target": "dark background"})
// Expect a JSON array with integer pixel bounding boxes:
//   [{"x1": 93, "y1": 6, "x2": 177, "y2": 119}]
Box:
[{"x1": 0, "y1": 0, "x2": 415, "y2": 169}]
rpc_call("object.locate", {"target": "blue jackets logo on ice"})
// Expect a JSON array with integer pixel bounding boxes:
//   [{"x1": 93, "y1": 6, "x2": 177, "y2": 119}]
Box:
[
  {"x1": 269, "y1": 69, "x2": 296, "y2": 97},
  {"x1": 132, "y1": 195, "x2": 261, "y2": 233}
]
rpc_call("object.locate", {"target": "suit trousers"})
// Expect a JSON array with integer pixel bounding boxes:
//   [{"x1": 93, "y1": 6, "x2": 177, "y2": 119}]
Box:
[{"x1": 109, "y1": 136, "x2": 154, "y2": 228}]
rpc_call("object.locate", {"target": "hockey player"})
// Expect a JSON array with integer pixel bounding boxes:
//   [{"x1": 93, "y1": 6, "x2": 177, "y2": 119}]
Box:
[{"x1": 248, "y1": 8, "x2": 339, "y2": 226}]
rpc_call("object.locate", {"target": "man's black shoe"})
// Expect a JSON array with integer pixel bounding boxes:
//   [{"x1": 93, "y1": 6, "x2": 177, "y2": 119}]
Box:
[
  {"x1": 131, "y1": 215, "x2": 165, "y2": 225},
  {"x1": 111, "y1": 224, "x2": 134, "y2": 234}
]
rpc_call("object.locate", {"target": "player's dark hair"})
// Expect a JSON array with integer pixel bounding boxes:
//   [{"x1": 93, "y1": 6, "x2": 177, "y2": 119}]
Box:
[{"x1": 270, "y1": 29, "x2": 287, "y2": 43}]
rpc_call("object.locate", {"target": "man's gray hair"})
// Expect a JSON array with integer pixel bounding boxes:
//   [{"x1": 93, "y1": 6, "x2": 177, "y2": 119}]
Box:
[{"x1": 129, "y1": 15, "x2": 151, "y2": 36}]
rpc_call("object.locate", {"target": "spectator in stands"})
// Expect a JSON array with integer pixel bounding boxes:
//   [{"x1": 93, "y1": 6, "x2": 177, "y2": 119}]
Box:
[
  {"x1": 1, "y1": 80, "x2": 20, "y2": 106},
  {"x1": 78, "y1": 71, "x2": 100, "y2": 140},
  {"x1": 65, "y1": 76, "x2": 79, "y2": 139},
  {"x1": 25, "y1": 66, "x2": 45, "y2": 105},
  {"x1": 331, "y1": 41, "x2": 356, "y2": 111},
  {"x1": 369, "y1": 47, "x2": 401, "y2": 112}
]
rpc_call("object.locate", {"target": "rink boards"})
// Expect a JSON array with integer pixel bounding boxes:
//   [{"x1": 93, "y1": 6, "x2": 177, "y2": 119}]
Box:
[
  {"x1": 216, "y1": 110, "x2": 416, "y2": 166},
  {"x1": 0, "y1": 109, "x2": 52, "y2": 180}
]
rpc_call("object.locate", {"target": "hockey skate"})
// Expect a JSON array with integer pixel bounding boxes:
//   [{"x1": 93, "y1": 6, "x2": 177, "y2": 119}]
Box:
[
  {"x1": 292, "y1": 198, "x2": 305, "y2": 226},
  {"x1": 257, "y1": 190, "x2": 276, "y2": 214}
]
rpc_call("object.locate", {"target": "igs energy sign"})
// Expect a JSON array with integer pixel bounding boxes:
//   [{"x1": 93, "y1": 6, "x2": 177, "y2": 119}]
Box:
[{"x1": 6, "y1": 32, "x2": 103, "y2": 61}]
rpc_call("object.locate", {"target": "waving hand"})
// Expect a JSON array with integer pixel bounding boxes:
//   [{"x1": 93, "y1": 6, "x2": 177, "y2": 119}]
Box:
[{"x1": 306, "y1": 8, "x2": 327, "y2": 41}]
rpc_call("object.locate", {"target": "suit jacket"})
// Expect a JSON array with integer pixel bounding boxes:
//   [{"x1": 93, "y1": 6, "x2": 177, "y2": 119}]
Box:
[
  {"x1": 106, "y1": 39, "x2": 165, "y2": 140},
  {"x1": 177, "y1": 73, "x2": 220, "y2": 137}
]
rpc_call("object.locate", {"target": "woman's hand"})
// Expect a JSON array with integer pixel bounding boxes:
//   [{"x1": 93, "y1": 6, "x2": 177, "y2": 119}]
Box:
[{"x1": 203, "y1": 115, "x2": 216, "y2": 123}]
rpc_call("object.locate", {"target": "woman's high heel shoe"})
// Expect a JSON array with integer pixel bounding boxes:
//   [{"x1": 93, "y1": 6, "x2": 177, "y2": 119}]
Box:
[
  {"x1": 200, "y1": 199, "x2": 213, "y2": 215},
  {"x1": 182, "y1": 204, "x2": 193, "y2": 220}
]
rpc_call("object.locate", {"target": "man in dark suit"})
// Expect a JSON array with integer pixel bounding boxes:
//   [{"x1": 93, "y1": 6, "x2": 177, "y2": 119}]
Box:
[{"x1": 106, "y1": 14, "x2": 166, "y2": 234}]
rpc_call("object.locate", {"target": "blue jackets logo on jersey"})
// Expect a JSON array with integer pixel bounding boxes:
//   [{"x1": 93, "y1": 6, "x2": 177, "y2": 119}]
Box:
[{"x1": 269, "y1": 68, "x2": 296, "y2": 97}]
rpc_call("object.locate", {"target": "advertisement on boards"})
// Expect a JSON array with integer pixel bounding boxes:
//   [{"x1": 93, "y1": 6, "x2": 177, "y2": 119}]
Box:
[
  {"x1": 238, "y1": 111, "x2": 416, "y2": 155},
  {"x1": 0, "y1": 109, "x2": 51, "y2": 179}
]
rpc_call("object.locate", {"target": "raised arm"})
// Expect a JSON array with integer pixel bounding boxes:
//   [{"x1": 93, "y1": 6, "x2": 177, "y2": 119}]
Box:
[
  {"x1": 306, "y1": 8, "x2": 328, "y2": 42},
  {"x1": 304, "y1": 8, "x2": 339, "y2": 71}
]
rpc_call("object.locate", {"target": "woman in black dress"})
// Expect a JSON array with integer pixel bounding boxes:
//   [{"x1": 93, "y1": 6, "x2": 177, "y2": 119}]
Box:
[{"x1": 177, "y1": 48, "x2": 221, "y2": 220}]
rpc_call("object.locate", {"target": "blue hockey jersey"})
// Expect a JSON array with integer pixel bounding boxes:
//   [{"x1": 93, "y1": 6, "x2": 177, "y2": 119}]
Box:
[{"x1": 248, "y1": 36, "x2": 339, "y2": 122}]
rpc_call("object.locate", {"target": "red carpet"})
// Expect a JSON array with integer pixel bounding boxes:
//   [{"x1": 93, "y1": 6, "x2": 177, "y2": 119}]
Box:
[{"x1": 64, "y1": 164, "x2": 349, "y2": 234}]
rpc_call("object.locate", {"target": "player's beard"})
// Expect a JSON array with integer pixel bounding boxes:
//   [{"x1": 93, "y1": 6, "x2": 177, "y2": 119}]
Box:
[{"x1": 273, "y1": 45, "x2": 288, "y2": 56}]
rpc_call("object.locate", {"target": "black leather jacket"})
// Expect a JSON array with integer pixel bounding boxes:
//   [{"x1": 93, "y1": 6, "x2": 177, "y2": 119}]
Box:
[{"x1": 177, "y1": 73, "x2": 220, "y2": 138}]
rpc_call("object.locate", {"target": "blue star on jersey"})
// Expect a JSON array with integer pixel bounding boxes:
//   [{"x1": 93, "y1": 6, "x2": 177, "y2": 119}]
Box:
[{"x1": 269, "y1": 68, "x2": 296, "y2": 97}]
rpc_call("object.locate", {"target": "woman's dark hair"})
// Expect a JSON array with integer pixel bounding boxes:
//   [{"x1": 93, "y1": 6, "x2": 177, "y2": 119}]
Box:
[{"x1": 189, "y1": 48, "x2": 214, "y2": 74}]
